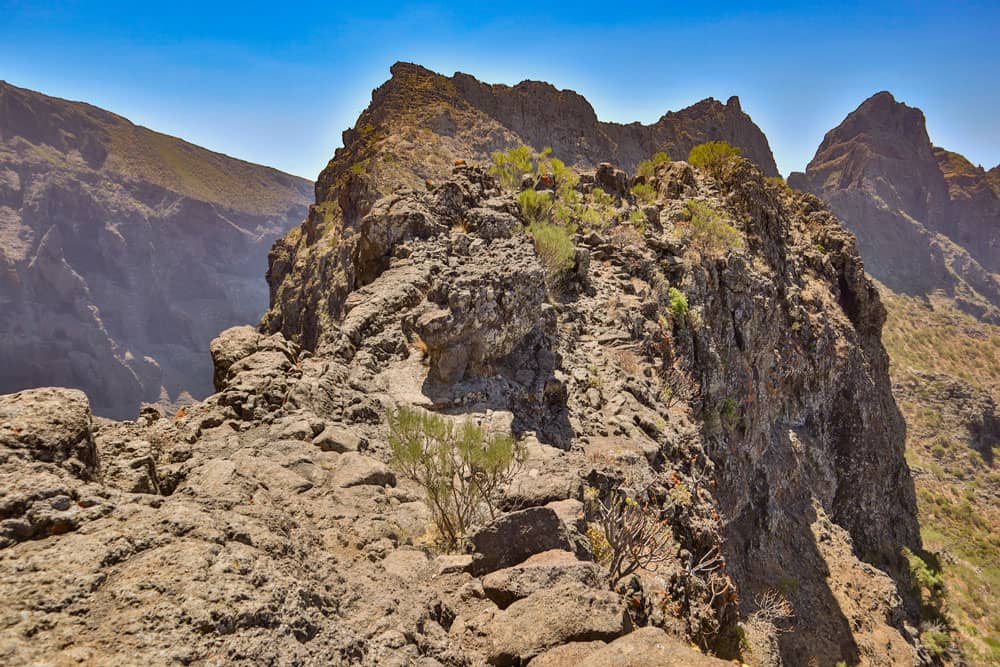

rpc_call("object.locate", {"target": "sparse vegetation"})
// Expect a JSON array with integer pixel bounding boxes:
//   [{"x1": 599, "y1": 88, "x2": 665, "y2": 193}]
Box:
[
  {"x1": 592, "y1": 485, "x2": 676, "y2": 587},
  {"x1": 681, "y1": 200, "x2": 743, "y2": 255},
  {"x1": 880, "y1": 287, "x2": 1000, "y2": 663},
  {"x1": 636, "y1": 151, "x2": 670, "y2": 180},
  {"x1": 668, "y1": 287, "x2": 689, "y2": 324},
  {"x1": 741, "y1": 590, "x2": 794, "y2": 661},
  {"x1": 631, "y1": 182, "x2": 657, "y2": 205},
  {"x1": 518, "y1": 188, "x2": 554, "y2": 225},
  {"x1": 529, "y1": 222, "x2": 576, "y2": 286},
  {"x1": 490, "y1": 145, "x2": 534, "y2": 189},
  {"x1": 687, "y1": 141, "x2": 741, "y2": 179},
  {"x1": 388, "y1": 406, "x2": 524, "y2": 550}
]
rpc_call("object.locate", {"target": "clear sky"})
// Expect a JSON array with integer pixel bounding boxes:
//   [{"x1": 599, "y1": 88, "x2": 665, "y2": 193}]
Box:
[{"x1": 2, "y1": 1, "x2": 998, "y2": 181}]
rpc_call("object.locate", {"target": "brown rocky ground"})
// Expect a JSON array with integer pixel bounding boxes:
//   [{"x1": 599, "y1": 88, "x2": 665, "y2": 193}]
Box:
[{"x1": 2, "y1": 152, "x2": 931, "y2": 664}]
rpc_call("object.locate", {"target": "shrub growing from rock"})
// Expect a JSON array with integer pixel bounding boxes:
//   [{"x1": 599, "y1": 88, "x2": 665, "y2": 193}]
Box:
[
  {"x1": 388, "y1": 406, "x2": 523, "y2": 550},
  {"x1": 630, "y1": 182, "x2": 656, "y2": 205},
  {"x1": 530, "y1": 222, "x2": 577, "y2": 286},
  {"x1": 688, "y1": 141, "x2": 741, "y2": 179},
  {"x1": 592, "y1": 486, "x2": 675, "y2": 587},
  {"x1": 518, "y1": 188, "x2": 554, "y2": 226},
  {"x1": 636, "y1": 151, "x2": 670, "y2": 180},
  {"x1": 682, "y1": 200, "x2": 743, "y2": 255},
  {"x1": 490, "y1": 145, "x2": 534, "y2": 189},
  {"x1": 668, "y1": 287, "x2": 689, "y2": 325}
]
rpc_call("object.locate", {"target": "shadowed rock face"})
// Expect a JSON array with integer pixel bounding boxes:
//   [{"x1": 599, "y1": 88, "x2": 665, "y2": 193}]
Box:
[
  {"x1": 0, "y1": 80, "x2": 312, "y2": 419},
  {"x1": 789, "y1": 91, "x2": 1000, "y2": 322}
]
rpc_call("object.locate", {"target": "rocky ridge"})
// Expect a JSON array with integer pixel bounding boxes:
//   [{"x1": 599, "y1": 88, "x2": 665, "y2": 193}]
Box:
[
  {"x1": 2, "y1": 140, "x2": 928, "y2": 665},
  {"x1": 312, "y1": 62, "x2": 778, "y2": 204},
  {"x1": 0, "y1": 80, "x2": 312, "y2": 418}
]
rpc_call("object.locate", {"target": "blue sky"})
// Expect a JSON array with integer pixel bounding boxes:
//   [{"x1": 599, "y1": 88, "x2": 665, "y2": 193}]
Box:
[{"x1": 2, "y1": 1, "x2": 998, "y2": 180}]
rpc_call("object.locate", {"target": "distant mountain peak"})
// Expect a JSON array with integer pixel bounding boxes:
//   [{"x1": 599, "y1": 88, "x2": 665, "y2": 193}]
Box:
[{"x1": 791, "y1": 92, "x2": 1000, "y2": 323}]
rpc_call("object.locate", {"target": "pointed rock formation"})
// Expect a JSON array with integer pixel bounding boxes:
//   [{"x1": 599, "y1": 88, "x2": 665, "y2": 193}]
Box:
[{"x1": 789, "y1": 91, "x2": 1000, "y2": 321}]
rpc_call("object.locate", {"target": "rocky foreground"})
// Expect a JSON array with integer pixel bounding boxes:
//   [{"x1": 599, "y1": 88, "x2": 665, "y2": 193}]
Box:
[{"x1": 1, "y1": 149, "x2": 931, "y2": 665}]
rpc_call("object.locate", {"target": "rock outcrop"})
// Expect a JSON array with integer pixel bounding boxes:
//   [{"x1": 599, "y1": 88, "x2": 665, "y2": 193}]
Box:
[
  {"x1": 312, "y1": 62, "x2": 778, "y2": 203},
  {"x1": 788, "y1": 91, "x2": 1000, "y2": 322},
  {"x1": 0, "y1": 80, "x2": 312, "y2": 418},
  {"x1": 263, "y1": 63, "x2": 779, "y2": 350}
]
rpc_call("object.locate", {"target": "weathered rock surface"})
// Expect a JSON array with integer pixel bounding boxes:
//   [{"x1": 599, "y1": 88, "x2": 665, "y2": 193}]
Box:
[
  {"x1": 481, "y1": 549, "x2": 603, "y2": 608},
  {"x1": 0, "y1": 81, "x2": 311, "y2": 418},
  {"x1": 0, "y1": 69, "x2": 929, "y2": 666},
  {"x1": 789, "y1": 91, "x2": 1000, "y2": 322},
  {"x1": 486, "y1": 581, "x2": 628, "y2": 666}
]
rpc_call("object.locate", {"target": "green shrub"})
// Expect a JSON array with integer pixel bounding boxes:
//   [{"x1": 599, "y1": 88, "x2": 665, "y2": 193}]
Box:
[
  {"x1": 905, "y1": 547, "x2": 947, "y2": 619},
  {"x1": 682, "y1": 200, "x2": 743, "y2": 255},
  {"x1": 636, "y1": 151, "x2": 670, "y2": 179},
  {"x1": 518, "y1": 188, "x2": 554, "y2": 225},
  {"x1": 628, "y1": 208, "x2": 648, "y2": 233},
  {"x1": 579, "y1": 206, "x2": 604, "y2": 230},
  {"x1": 530, "y1": 222, "x2": 576, "y2": 285},
  {"x1": 668, "y1": 287, "x2": 689, "y2": 324},
  {"x1": 631, "y1": 182, "x2": 657, "y2": 205},
  {"x1": 721, "y1": 398, "x2": 739, "y2": 431},
  {"x1": 490, "y1": 145, "x2": 534, "y2": 189},
  {"x1": 921, "y1": 622, "x2": 951, "y2": 658},
  {"x1": 388, "y1": 406, "x2": 523, "y2": 550},
  {"x1": 688, "y1": 141, "x2": 741, "y2": 179}
]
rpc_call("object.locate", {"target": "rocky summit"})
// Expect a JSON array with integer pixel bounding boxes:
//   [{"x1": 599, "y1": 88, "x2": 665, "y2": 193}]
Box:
[
  {"x1": 789, "y1": 91, "x2": 1000, "y2": 322},
  {"x1": 0, "y1": 81, "x2": 312, "y2": 419},
  {"x1": 1, "y1": 65, "x2": 933, "y2": 666}
]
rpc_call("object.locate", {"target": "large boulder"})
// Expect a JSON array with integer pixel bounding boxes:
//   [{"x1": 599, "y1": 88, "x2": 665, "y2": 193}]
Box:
[
  {"x1": 531, "y1": 627, "x2": 730, "y2": 667},
  {"x1": 470, "y1": 506, "x2": 575, "y2": 575},
  {"x1": 482, "y1": 549, "x2": 603, "y2": 608},
  {"x1": 0, "y1": 387, "x2": 96, "y2": 476},
  {"x1": 486, "y1": 581, "x2": 628, "y2": 666},
  {"x1": 411, "y1": 237, "x2": 548, "y2": 384}
]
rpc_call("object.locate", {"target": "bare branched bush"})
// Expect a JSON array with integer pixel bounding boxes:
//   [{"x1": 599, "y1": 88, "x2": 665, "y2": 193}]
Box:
[
  {"x1": 594, "y1": 485, "x2": 676, "y2": 586},
  {"x1": 741, "y1": 589, "x2": 794, "y2": 664}
]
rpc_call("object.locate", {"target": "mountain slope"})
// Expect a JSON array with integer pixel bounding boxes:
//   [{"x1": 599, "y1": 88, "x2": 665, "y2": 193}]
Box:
[{"x1": 0, "y1": 80, "x2": 312, "y2": 418}]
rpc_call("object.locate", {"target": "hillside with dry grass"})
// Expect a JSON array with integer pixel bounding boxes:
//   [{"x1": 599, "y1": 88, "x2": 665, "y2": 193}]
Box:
[
  {"x1": 0, "y1": 80, "x2": 311, "y2": 418},
  {"x1": 881, "y1": 288, "x2": 1000, "y2": 664}
]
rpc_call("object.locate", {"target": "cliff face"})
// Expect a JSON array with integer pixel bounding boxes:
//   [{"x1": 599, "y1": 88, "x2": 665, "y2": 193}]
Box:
[
  {"x1": 788, "y1": 91, "x2": 1000, "y2": 321},
  {"x1": 0, "y1": 81, "x2": 312, "y2": 418}
]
